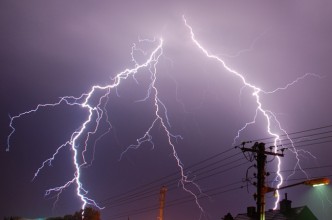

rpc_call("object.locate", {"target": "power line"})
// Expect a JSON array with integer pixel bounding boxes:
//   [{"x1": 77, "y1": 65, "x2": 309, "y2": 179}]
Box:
[
  {"x1": 292, "y1": 139, "x2": 332, "y2": 149},
  {"x1": 108, "y1": 173, "x2": 332, "y2": 219},
  {"x1": 270, "y1": 164, "x2": 332, "y2": 174},
  {"x1": 99, "y1": 124, "x2": 332, "y2": 214},
  {"x1": 108, "y1": 184, "x2": 245, "y2": 219},
  {"x1": 100, "y1": 126, "x2": 332, "y2": 209},
  {"x1": 265, "y1": 132, "x2": 332, "y2": 146},
  {"x1": 102, "y1": 157, "x2": 332, "y2": 209},
  {"x1": 250, "y1": 124, "x2": 332, "y2": 143},
  {"x1": 98, "y1": 147, "x2": 236, "y2": 205},
  {"x1": 102, "y1": 138, "x2": 330, "y2": 210},
  {"x1": 101, "y1": 157, "x2": 249, "y2": 208}
]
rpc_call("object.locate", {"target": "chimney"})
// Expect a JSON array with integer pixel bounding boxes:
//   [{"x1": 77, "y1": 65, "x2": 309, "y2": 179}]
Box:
[
  {"x1": 279, "y1": 193, "x2": 292, "y2": 214},
  {"x1": 223, "y1": 213, "x2": 234, "y2": 220},
  {"x1": 247, "y1": 206, "x2": 256, "y2": 217}
]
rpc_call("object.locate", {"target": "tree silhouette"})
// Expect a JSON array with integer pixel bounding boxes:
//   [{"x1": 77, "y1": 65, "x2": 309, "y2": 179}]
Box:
[
  {"x1": 4, "y1": 207, "x2": 101, "y2": 220},
  {"x1": 45, "y1": 207, "x2": 101, "y2": 220},
  {"x1": 82, "y1": 207, "x2": 100, "y2": 220}
]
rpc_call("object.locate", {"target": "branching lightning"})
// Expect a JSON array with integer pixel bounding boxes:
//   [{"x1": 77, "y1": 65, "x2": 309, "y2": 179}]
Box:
[
  {"x1": 7, "y1": 39, "x2": 167, "y2": 211},
  {"x1": 183, "y1": 15, "x2": 319, "y2": 209},
  {"x1": 6, "y1": 36, "x2": 205, "y2": 215},
  {"x1": 120, "y1": 41, "x2": 204, "y2": 212},
  {"x1": 6, "y1": 14, "x2": 321, "y2": 216}
]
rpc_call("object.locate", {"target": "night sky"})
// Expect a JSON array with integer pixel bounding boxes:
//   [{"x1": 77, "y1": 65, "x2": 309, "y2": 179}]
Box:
[{"x1": 1, "y1": 1, "x2": 332, "y2": 219}]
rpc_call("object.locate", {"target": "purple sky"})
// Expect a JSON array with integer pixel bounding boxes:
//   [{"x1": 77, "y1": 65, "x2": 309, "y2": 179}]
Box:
[{"x1": 1, "y1": 1, "x2": 332, "y2": 219}]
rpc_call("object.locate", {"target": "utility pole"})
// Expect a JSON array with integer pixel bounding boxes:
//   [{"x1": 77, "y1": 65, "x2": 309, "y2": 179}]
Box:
[
  {"x1": 157, "y1": 186, "x2": 167, "y2": 220},
  {"x1": 241, "y1": 142, "x2": 284, "y2": 220}
]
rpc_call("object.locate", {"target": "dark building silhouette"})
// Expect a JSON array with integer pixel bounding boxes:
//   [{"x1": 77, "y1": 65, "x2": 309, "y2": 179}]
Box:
[
  {"x1": 234, "y1": 194, "x2": 318, "y2": 220},
  {"x1": 222, "y1": 212, "x2": 234, "y2": 220}
]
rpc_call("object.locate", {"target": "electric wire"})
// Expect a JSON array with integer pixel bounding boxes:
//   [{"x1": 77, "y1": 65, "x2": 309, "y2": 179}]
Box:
[
  {"x1": 102, "y1": 135, "x2": 331, "y2": 210},
  {"x1": 98, "y1": 147, "x2": 236, "y2": 205},
  {"x1": 108, "y1": 173, "x2": 332, "y2": 219},
  {"x1": 98, "y1": 124, "x2": 332, "y2": 214},
  {"x1": 103, "y1": 136, "x2": 331, "y2": 209},
  {"x1": 109, "y1": 184, "x2": 244, "y2": 219},
  {"x1": 101, "y1": 156, "x2": 248, "y2": 208},
  {"x1": 250, "y1": 124, "x2": 332, "y2": 143}
]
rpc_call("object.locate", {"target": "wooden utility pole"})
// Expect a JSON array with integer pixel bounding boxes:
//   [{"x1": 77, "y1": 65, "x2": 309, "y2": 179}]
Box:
[
  {"x1": 157, "y1": 186, "x2": 167, "y2": 220},
  {"x1": 241, "y1": 142, "x2": 284, "y2": 220}
]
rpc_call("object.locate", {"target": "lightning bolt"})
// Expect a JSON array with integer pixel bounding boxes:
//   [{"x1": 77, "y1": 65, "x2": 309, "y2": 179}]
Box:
[
  {"x1": 6, "y1": 15, "x2": 321, "y2": 216},
  {"x1": 6, "y1": 36, "x2": 206, "y2": 215},
  {"x1": 183, "y1": 15, "x2": 319, "y2": 209},
  {"x1": 7, "y1": 39, "x2": 166, "y2": 211},
  {"x1": 119, "y1": 40, "x2": 205, "y2": 212}
]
